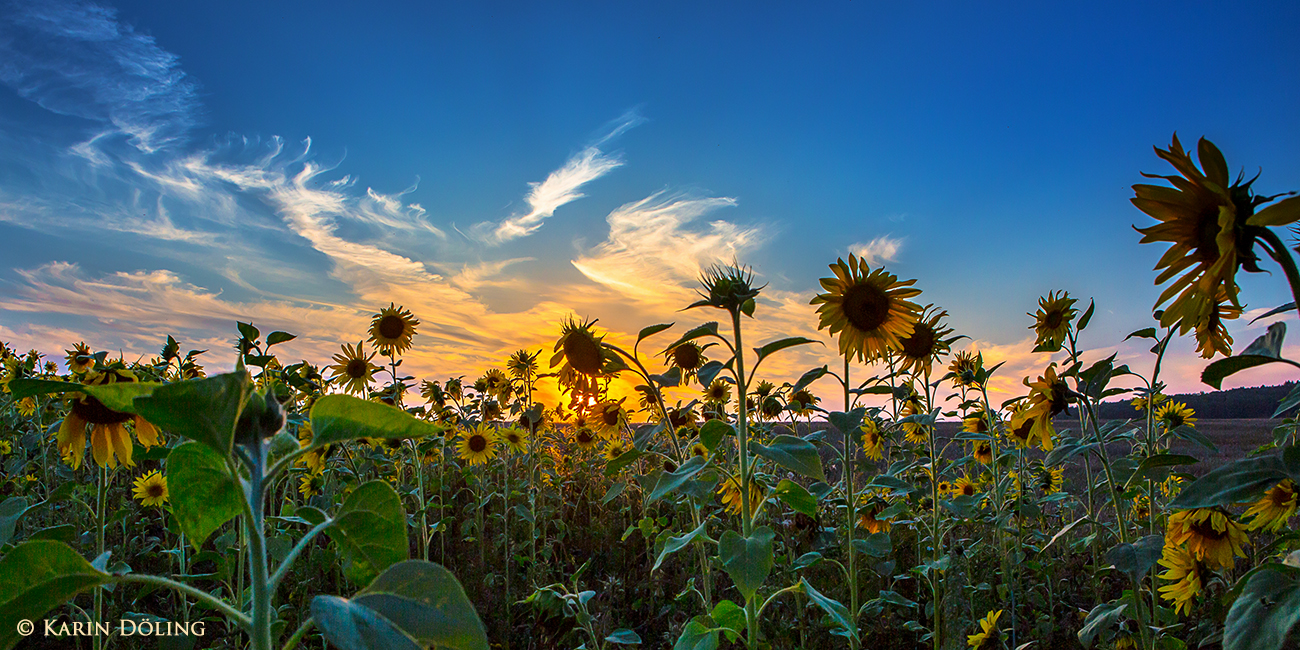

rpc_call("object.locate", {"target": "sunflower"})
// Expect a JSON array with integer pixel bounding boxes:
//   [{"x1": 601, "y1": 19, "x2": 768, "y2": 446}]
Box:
[
  {"x1": 758, "y1": 395, "x2": 783, "y2": 420},
  {"x1": 1157, "y1": 543, "x2": 1203, "y2": 617},
  {"x1": 937, "y1": 480, "x2": 952, "y2": 495},
  {"x1": 787, "y1": 389, "x2": 819, "y2": 418},
  {"x1": 856, "y1": 496, "x2": 892, "y2": 534},
  {"x1": 552, "y1": 316, "x2": 609, "y2": 377},
  {"x1": 368, "y1": 303, "x2": 419, "y2": 356},
  {"x1": 1155, "y1": 401, "x2": 1197, "y2": 430},
  {"x1": 690, "y1": 262, "x2": 763, "y2": 316},
  {"x1": 859, "y1": 419, "x2": 884, "y2": 460},
  {"x1": 0, "y1": 440, "x2": 10, "y2": 456},
  {"x1": 665, "y1": 341, "x2": 709, "y2": 384},
  {"x1": 457, "y1": 424, "x2": 498, "y2": 466},
  {"x1": 1035, "y1": 466, "x2": 1065, "y2": 495},
  {"x1": 703, "y1": 379, "x2": 731, "y2": 405},
  {"x1": 506, "y1": 349, "x2": 540, "y2": 381},
  {"x1": 499, "y1": 426, "x2": 529, "y2": 454},
  {"x1": 327, "y1": 341, "x2": 379, "y2": 396},
  {"x1": 1192, "y1": 287, "x2": 1242, "y2": 358},
  {"x1": 900, "y1": 392, "x2": 928, "y2": 445},
  {"x1": 1243, "y1": 479, "x2": 1297, "y2": 532},
  {"x1": 718, "y1": 476, "x2": 764, "y2": 518},
  {"x1": 1131, "y1": 495, "x2": 1152, "y2": 521},
  {"x1": 591, "y1": 398, "x2": 628, "y2": 438},
  {"x1": 972, "y1": 440, "x2": 992, "y2": 465},
  {"x1": 948, "y1": 350, "x2": 982, "y2": 388},
  {"x1": 16, "y1": 397, "x2": 36, "y2": 417},
  {"x1": 967, "y1": 610, "x2": 1002, "y2": 649},
  {"x1": 573, "y1": 426, "x2": 599, "y2": 452},
  {"x1": 1028, "y1": 291, "x2": 1078, "y2": 352},
  {"x1": 1131, "y1": 392, "x2": 1167, "y2": 413},
  {"x1": 299, "y1": 473, "x2": 325, "y2": 499},
  {"x1": 603, "y1": 440, "x2": 629, "y2": 462},
  {"x1": 65, "y1": 342, "x2": 94, "y2": 374},
  {"x1": 895, "y1": 306, "x2": 953, "y2": 376},
  {"x1": 1166, "y1": 508, "x2": 1247, "y2": 570},
  {"x1": 952, "y1": 476, "x2": 978, "y2": 498},
  {"x1": 962, "y1": 410, "x2": 990, "y2": 435},
  {"x1": 811, "y1": 254, "x2": 924, "y2": 363},
  {"x1": 1018, "y1": 364, "x2": 1069, "y2": 450},
  {"x1": 1006, "y1": 405, "x2": 1036, "y2": 449},
  {"x1": 296, "y1": 424, "x2": 331, "y2": 473},
  {"x1": 1133, "y1": 135, "x2": 1273, "y2": 353},
  {"x1": 689, "y1": 442, "x2": 709, "y2": 459},
  {"x1": 132, "y1": 470, "x2": 169, "y2": 507},
  {"x1": 56, "y1": 367, "x2": 161, "y2": 470}
]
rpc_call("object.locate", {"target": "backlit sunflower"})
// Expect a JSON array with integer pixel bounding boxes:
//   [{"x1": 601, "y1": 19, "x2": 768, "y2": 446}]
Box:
[
  {"x1": 900, "y1": 392, "x2": 928, "y2": 445},
  {"x1": 591, "y1": 398, "x2": 628, "y2": 438},
  {"x1": 972, "y1": 440, "x2": 992, "y2": 465},
  {"x1": 859, "y1": 419, "x2": 884, "y2": 460},
  {"x1": 1006, "y1": 405, "x2": 1036, "y2": 449},
  {"x1": 327, "y1": 341, "x2": 379, "y2": 396},
  {"x1": 482, "y1": 368, "x2": 510, "y2": 400},
  {"x1": 1131, "y1": 392, "x2": 1167, "y2": 413},
  {"x1": 967, "y1": 610, "x2": 1002, "y2": 649},
  {"x1": 962, "y1": 410, "x2": 990, "y2": 435},
  {"x1": 552, "y1": 316, "x2": 609, "y2": 377},
  {"x1": 499, "y1": 426, "x2": 529, "y2": 454},
  {"x1": 603, "y1": 440, "x2": 629, "y2": 462},
  {"x1": 1018, "y1": 364, "x2": 1069, "y2": 450},
  {"x1": 457, "y1": 424, "x2": 498, "y2": 466},
  {"x1": 1192, "y1": 287, "x2": 1242, "y2": 358},
  {"x1": 506, "y1": 349, "x2": 540, "y2": 382},
  {"x1": 1243, "y1": 479, "x2": 1297, "y2": 532},
  {"x1": 665, "y1": 341, "x2": 709, "y2": 384},
  {"x1": 573, "y1": 426, "x2": 599, "y2": 452},
  {"x1": 856, "y1": 495, "x2": 892, "y2": 534},
  {"x1": 1166, "y1": 508, "x2": 1247, "y2": 570},
  {"x1": 296, "y1": 424, "x2": 331, "y2": 473},
  {"x1": 1157, "y1": 543, "x2": 1203, "y2": 617},
  {"x1": 132, "y1": 470, "x2": 169, "y2": 507},
  {"x1": 1028, "y1": 291, "x2": 1078, "y2": 352},
  {"x1": 65, "y1": 342, "x2": 94, "y2": 374},
  {"x1": 811, "y1": 254, "x2": 923, "y2": 363},
  {"x1": 57, "y1": 367, "x2": 161, "y2": 470},
  {"x1": 368, "y1": 303, "x2": 419, "y2": 356},
  {"x1": 758, "y1": 395, "x2": 783, "y2": 420},
  {"x1": 1156, "y1": 401, "x2": 1197, "y2": 430},
  {"x1": 948, "y1": 350, "x2": 981, "y2": 388},
  {"x1": 787, "y1": 389, "x2": 819, "y2": 418},
  {"x1": 703, "y1": 379, "x2": 731, "y2": 405},
  {"x1": 895, "y1": 306, "x2": 953, "y2": 376},
  {"x1": 718, "y1": 476, "x2": 764, "y2": 518},
  {"x1": 1133, "y1": 135, "x2": 1275, "y2": 353}
]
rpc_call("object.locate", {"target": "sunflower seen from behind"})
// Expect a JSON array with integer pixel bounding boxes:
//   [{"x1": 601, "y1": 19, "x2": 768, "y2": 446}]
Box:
[{"x1": 810, "y1": 254, "x2": 923, "y2": 363}]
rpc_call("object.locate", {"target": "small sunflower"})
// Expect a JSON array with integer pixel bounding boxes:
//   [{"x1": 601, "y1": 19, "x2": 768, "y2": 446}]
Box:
[
  {"x1": 506, "y1": 349, "x2": 540, "y2": 381},
  {"x1": 937, "y1": 480, "x2": 952, "y2": 495},
  {"x1": 690, "y1": 262, "x2": 763, "y2": 316},
  {"x1": 948, "y1": 350, "x2": 982, "y2": 388},
  {"x1": 665, "y1": 341, "x2": 709, "y2": 384},
  {"x1": 962, "y1": 410, "x2": 990, "y2": 435},
  {"x1": 299, "y1": 473, "x2": 325, "y2": 499},
  {"x1": 16, "y1": 397, "x2": 36, "y2": 417},
  {"x1": 0, "y1": 440, "x2": 10, "y2": 456},
  {"x1": 972, "y1": 440, "x2": 992, "y2": 465},
  {"x1": 603, "y1": 440, "x2": 629, "y2": 462},
  {"x1": 952, "y1": 476, "x2": 978, "y2": 498},
  {"x1": 1006, "y1": 405, "x2": 1036, "y2": 449},
  {"x1": 1131, "y1": 495, "x2": 1152, "y2": 521},
  {"x1": 1028, "y1": 291, "x2": 1078, "y2": 352},
  {"x1": 573, "y1": 426, "x2": 599, "y2": 452},
  {"x1": 1243, "y1": 479, "x2": 1297, "y2": 532},
  {"x1": 703, "y1": 379, "x2": 731, "y2": 405},
  {"x1": 1157, "y1": 543, "x2": 1203, "y2": 617},
  {"x1": 689, "y1": 442, "x2": 709, "y2": 459},
  {"x1": 811, "y1": 254, "x2": 923, "y2": 363},
  {"x1": 1036, "y1": 465, "x2": 1065, "y2": 495},
  {"x1": 65, "y1": 342, "x2": 95, "y2": 374},
  {"x1": 327, "y1": 341, "x2": 379, "y2": 396},
  {"x1": 591, "y1": 398, "x2": 629, "y2": 438},
  {"x1": 457, "y1": 424, "x2": 498, "y2": 465},
  {"x1": 895, "y1": 305, "x2": 954, "y2": 376},
  {"x1": 132, "y1": 470, "x2": 169, "y2": 507},
  {"x1": 1166, "y1": 508, "x2": 1247, "y2": 570},
  {"x1": 1131, "y1": 392, "x2": 1167, "y2": 413},
  {"x1": 900, "y1": 392, "x2": 928, "y2": 445},
  {"x1": 368, "y1": 303, "x2": 419, "y2": 356},
  {"x1": 859, "y1": 419, "x2": 884, "y2": 460},
  {"x1": 499, "y1": 426, "x2": 529, "y2": 454},
  {"x1": 856, "y1": 496, "x2": 892, "y2": 534},
  {"x1": 717, "y1": 476, "x2": 764, "y2": 518},
  {"x1": 1155, "y1": 401, "x2": 1197, "y2": 430},
  {"x1": 788, "y1": 389, "x2": 819, "y2": 418},
  {"x1": 758, "y1": 395, "x2": 783, "y2": 420},
  {"x1": 967, "y1": 610, "x2": 1002, "y2": 649}
]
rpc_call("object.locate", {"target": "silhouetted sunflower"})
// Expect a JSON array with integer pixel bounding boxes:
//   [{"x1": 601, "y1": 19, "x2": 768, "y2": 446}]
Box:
[{"x1": 895, "y1": 305, "x2": 953, "y2": 376}]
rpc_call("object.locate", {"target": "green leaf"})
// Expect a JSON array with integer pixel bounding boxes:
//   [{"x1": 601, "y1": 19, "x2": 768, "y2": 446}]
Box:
[
  {"x1": 1203, "y1": 323, "x2": 1289, "y2": 389},
  {"x1": 606, "y1": 629, "x2": 642, "y2": 645},
  {"x1": 799, "y1": 578, "x2": 858, "y2": 641},
  {"x1": 1252, "y1": 302, "x2": 1297, "y2": 325},
  {"x1": 9, "y1": 378, "x2": 163, "y2": 414},
  {"x1": 135, "y1": 372, "x2": 252, "y2": 455},
  {"x1": 311, "y1": 595, "x2": 421, "y2": 650},
  {"x1": 1078, "y1": 601, "x2": 1127, "y2": 649},
  {"x1": 354, "y1": 560, "x2": 490, "y2": 650},
  {"x1": 311, "y1": 395, "x2": 443, "y2": 447},
  {"x1": 1124, "y1": 454, "x2": 1199, "y2": 490},
  {"x1": 1272, "y1": 383, "x2": 1300, "y2": 418},
  {"x1": 0, "y1": 497, "x2": 29, "y2": 548},
  {"x1": 709, "y1": 600, "x2": 744, "y2": 639},
  {"x1": 793, "y1": 366, "x2": 828, "y2": 392},
  {"x1": 1077, "y1": 299, "x2": 1096, "y2": 331},
  {"x1": 1125, "y1": 327, "x2": 1158, "y2": 341},
  {"x1": 0, "y1": 541, "x2": 112, "y2": 650},
  {"x1": 166, "y1": 442, "x2": 243, "y2": 548},
  {"x1": 1246, "y1": 195, "x2": 1300, "y2": 227},
  {"x1": 827, "y1": 408, "x2": 867, "y2": 437},
  {"x1": 697, "y1": 361, "x2": 727, "y2": 388},
  {"x1": 662, "y1": 322, "x2": 721, "y2": 355},
  {"x1": 672, "y1": 618, "x2": 720, "y2": 650},
  {"x1": 602, "y1": 481, "x2": 627, "y2": 505},
  {"x1": 328, "y1": 480, "x2": 409, "y2": 588},
  {"x1": 1170, "y1": 453, "x2": 1290, "y2": 510},
  {"x1": 865, "y1": 475, "x2": 915, "y2": 494},
  {"x1": 1105, "y1": 535, "x2": 1165, "y2": 583},
  {"x1": 646, "y1": 456, "x2": 709, "y2": 504},
  {"x1": 719, "y1": 526, "x2": 775, "y2": 602},
  {"x1": 753, "y1": 337, "x2": 820, "y2": 363},
  {"x1": 266, "y1": 331, "x2": 297, "y2": 346},
  {"x1": 852, "y1": 532, "x2": 892, "y2": 558},
  {"x1": 772, "y1": 479, "x2": 817, "y2": 516},
  {"x1": 636, "y1": 323, "x2": 674, "y2": 345},
  {"x1": 1224, "y1": 565, "x2": 1300, "y2": 650},
  {"x1": 654, "y1": 521, "x2": 712, "y2": 571},
  {"x1": 749, "y1": 435, "x2": 825, "y2": 482},
  {"x1": 604, "y1": 449, "x2": 643, "y2": 476},
  {"x1": 699, "y1": 420, "x2": 732, "y2": 452}
]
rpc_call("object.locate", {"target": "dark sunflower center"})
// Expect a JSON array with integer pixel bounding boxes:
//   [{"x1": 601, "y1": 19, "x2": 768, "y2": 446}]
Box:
[
  {"x1": 564, "y1": 334, "x2": 603, "y2": 375},
  {"x1": 72, "y1": 396, "x2": 132, "y2": 425},
  {"x1": 900, "y1": 324, "x2": 937, "y2": 360},
  {"x1": 1271, "y1": 486, "x2": 1294, "y2": 507},
  {"x1": 791, "y1": 390, "x2": 813, "y2": 407},
  {"x1": 977, "y1": 442, "x2": 990, "y2": 455},
  {"x1": 962, "y1": 484, "x2": 975, "y2": 496},
  {"x1": 841, "y1": 282, "x2": 891, "y2": 332},
  {"x1": 507, "y1": 433, "x2": 521, "y2": 444},
  {"x1": 1043, "y1": 309, "x2": 1065, "y2": 330},
  {"x1": 601, "y1": 408, "x2": 619, "y2": 426},
  {"x1": 577, "y1": 429, "x2": 594, "y2": 444},
  {"x1": 1011, "y1": 420, "x2": 1032, "y2": 441},
  {"x1": 346, "y1": 359, "x2": 368, "y2": 378},
  {"x1": 673, "y1": 345, "x2": 701, "y2": 370},
  {"x1": 147, "y1": 484, "x2": 165, "y2": 498},
  {"x1": 1048, "y1": 383, "x2": 1070, "y2": 415},
  {"x1": 469, "y1": 435, "x2": 487, "y2": 453},
  {"x1": 1189, "y1": 518, "x2": 1228, "y2": 541},
  {"x1": 1166, "y1": 413, "x2": 1185, "y2": 427},
  {"x1": 378, "y1": 315, "x2": 406, "y2": 340},
  {"x1": 1194, "y1": 205, "x2": 1223, "y2": 263}
]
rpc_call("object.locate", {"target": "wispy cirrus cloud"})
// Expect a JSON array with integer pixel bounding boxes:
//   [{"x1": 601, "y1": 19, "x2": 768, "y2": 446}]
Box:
[{"x1": 850, "y1": 235, "x2": 903, "y2": 265}]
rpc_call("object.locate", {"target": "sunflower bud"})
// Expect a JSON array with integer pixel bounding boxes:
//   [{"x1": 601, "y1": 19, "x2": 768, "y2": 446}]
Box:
[
  {"x1": 235, "y1": 390, "x2": 286, "y2": 445},
  {"x1": 689, "y1": 262, "x2": 764, "y2": 316}
]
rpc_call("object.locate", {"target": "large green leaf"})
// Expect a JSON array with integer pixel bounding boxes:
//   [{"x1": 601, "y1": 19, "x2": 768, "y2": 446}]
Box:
[
  {"x1": 9, "y1": 378, "x2": 163, "y2": 413},
  {"x1": 311, "y1": 595, "x2": 422, "y2": 650},
  {"x1": 653, "y1": 521, "x2": 712, "y2": 571},
  {"x1": 749, "y1": 436, "x2": 825, "y2": 482},
  {"x1": 1224, "y1": 565, "x2": 1300, "y2": 650},
  {"x1": 699, "y1": 420, "x2": 733, "y2": 452},
  {"x1": 752, "y1": 337, "x2": 820, "y2": 363},
  {"x1": 353, "y1": 561, "x2": 489, "y2": 650},
  {"x1": 1077, "y1": 601, "x2": 1127, "y2": 649},
  {"x1": 1105, "y1": 535, "x2": 1165, "y2": 583},
  {"x1": 328, "y1": 480, "x2": 408, "y2": 587},
  {"x1": 799, "y1": 578, "x2": 857, "y2": 641},
  {"x1": 310, "y1": 395, "x2": 443, "y2": 447},
  {"x1": 636, "y1": 323, "x2": 674, "y2": 345},
  {"x1": 166, "y1": 442, "x2": 243, "y2": 548},
  {"x1": 1202, "y1": 323, "x2": 1292, "y2": 389},
  {"x1": 0, "y1": 541, "x2": 112, "y2": 650},
  {"x1": 1170, "y1": 453, "x2": 1290, "y2": 510},
  {"x1": 646, "y1": 456, "x2": 710, "y2": 504},
  {"x1": 1124, "y1": 454, "x2": 1199, "y2": 490},
  {"x1": 719, "y1": 526, "x2": 774, "y2": 602},
  {"x1": 1246, "y1": 195, "x2": 1300, "y2": 227},
  {"x1": 772, "y1": 480, "x2": 817, "y2": 516},
  {"x1": 134, "y1": 372, "x2": 251, "y2": 455},
  {"x1": 672, "y1": 618, "x2": 720, "y2": 650},
  {"x1": 0, "y1": 497, "x2": 29, "y2": 548}
]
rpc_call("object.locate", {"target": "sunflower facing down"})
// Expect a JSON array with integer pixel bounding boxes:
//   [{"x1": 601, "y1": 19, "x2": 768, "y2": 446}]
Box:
[
  {"x1": 369, "y1": 303, "x2": 420, "y2": 356},
  {"x1": 1028, "y1": 290, "x2": 1078, "y2": 352},
  {"x1": 56, "y1": 367, "x2": 161, "y2": 470},
  {"x1": 1243, "y1": 479, "x2": 1298, "y2": 532},
  {"x1": 1157, "y1": 543, "x2": 1203, "y2": 617},
  {"x1": 1165, "y1": 508, "x2": 1247, "y2": 570},
  {"x1": 457, "y1": 424, "x2": 498, "y2": 466},
  {"x1": 894, "y1": 305, "x2": 954, "y2": 377},
  {"x1": 811, "y1": 254, "x2": 924, "y2": 363},
  {"x1": 972, "y1": 440, "x2": 993, "y2": 465},
  {"x1": 900, "y1": 391, "x2": 928, "y2": 445},
  {"x1": 718, "y1": 476, "x2": 765, "y2": 518},
  {"x1": 856, "y1": 495, "x2": 892, "y2": 534},
  {"x1": 328, "y1": 341, "x2": 380, "y2": 396},
  {"x1": 132, "y1": 470, "x2": 169, "y2": 507}
]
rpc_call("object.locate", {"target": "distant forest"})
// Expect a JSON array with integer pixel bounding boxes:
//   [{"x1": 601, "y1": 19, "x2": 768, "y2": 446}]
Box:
[{"x1": 1094, "y1": 381, "x2": 1298, "y2": 420}]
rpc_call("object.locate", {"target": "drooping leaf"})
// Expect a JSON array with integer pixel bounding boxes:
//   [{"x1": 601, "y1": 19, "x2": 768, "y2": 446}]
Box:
[
  {"x1": 749, "y1": 436, "x2": 825, "y2": 481},
  {"x1": 166, "y1": 442, "x2": 243, "y2": 548},
  {"x1": 646, "y1": 456, "x2": 710, "y2": 504},
  {"x1": 827, "y1": 408, "x2": 867, "y2": 437},
  {"x1": 1124, "y1": 454, "x2": 1199, "y2": 490},
  {"x1": 311, "y1": 595, "x2": 421, "y2": 650},
  {"x1": 662, "y1": 323, "x2": 721, "y2": 355},
  {"x1": 1246, "y1": 195, "x2": 1300, "y2": 227},
  {"x1": 654, "y1": 521, "x2": 713, "y2": 571},
  {"x1": 134, "y1": 372, "x2": 251, "y2": 455},
  {"x1": 792, "y1": 366, "x2": 828, "y2": 392},
  {"x1": 1223, "y1": 565, "x2": 1300, "y2": 650},
  {"x1": 672, "y1": 618, "x2": 720, "y2": 650},
  {"x1": 753, "y1": 337, "x2": 820, "y2": 363},
  {"x1": 310, "y1": 395, "x2": 443, "y2": 447},
  {"x1": 0, "y1": 541, "x2": 112, "y2": 650},
  {"x1": 772, "y1": 480, "x2": 817, "y2": 516},
  {"x1": 354, "y1": 560, "x2": 490, "y2": 650},
  {"x1": 1203, "y1": 323, "x2": 1290, "y2": 389},
  {"x1": 799, "y1": 578, "x2": 858, "y2": 641},
  {"x1": 604, "y1": 449, "x2": 643, "y2": 476},
  {"x1": 606, "y1": 629, "x2": 642, "y2": 645},
  {"x1": 9, "y1": 378, "x2": 163, "y2": 414},
  {"x1": 719, "y1": 526, "x2": 775, "y2": 602},
  {"x1": 1077, "y1": 601, "x2": 1127, "y2": 649},
  {"x1": 699, "y1": 420, "x2": 732, "y2": 452},
  {"x1": 1170, "y1": 453, "x2": 1290, "y2": 510},
  {"x1": 328, "y1": 480, "x2": 408, "y2": 588}
]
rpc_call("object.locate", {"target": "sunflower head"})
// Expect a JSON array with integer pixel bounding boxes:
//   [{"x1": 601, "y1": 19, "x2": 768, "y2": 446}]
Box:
[
  {"x1": 603, "y1": 440, "x2": 629, "y2": 462},
  {"x1": 895, "y1": 305, "x2": 954, "y2": 376},
  {"x1": 947, "y1": 350, "x2": 982, "y2": 388},
  {"x1": 1166, "y1": 507, "x2": 1247, "y2": 570},
  {"x1": 507, "y1": 349, "x2": 540, "y2": 381},
  {"x1": 65, "y1": 342, "x2": 95, "y2": 375},
  {"x1": 327, "y1": 342, "x2": 379, "y2": 396},
  {"x1": 572, "y1": 426, "x2": 599, "y2": 452},
  {"x1": 787, "y1": 389, "x2": 818, "y2": 417},
  {"x1": 132, "y1": 470, "x2": 169, "y2": 507},
  {"x1": 552, "y1": 317, "x2": 611, "y2": 378},
  {"x1": 1157, "y1": 543, "x2": 1203, "y2": 617},
  {"x1": 967, "y1": 610, "x2": 1003, "y2": 649},
  {"x1": 457, "y1": 424, "x2": 498, "y2": 466},
  {"x1": 1029, "y1": 291, "x2": 1078, "y2": 352},
  {"x1": 689, "y1": 262, "x2": 764, "y2": 317},
  {"x1": 499, "y1": 426, "x2": 529, "y2": 454},
  {"x1": 369, "y1": 303, "x2": 419, "y2": 356},
  {"x1": 1156, "y1": 401, "x2": 1197, "y2": 431},
  {"x1": 811, "y1": 254, "x2": 923, "y2": 363},
  {"x1": 703, "y1": 379, "x2": 731, "y2": 405},
  {"x1": 665, "y1": 341, "x2": 708, "y2": 383},
  {"x1": 1243, "y1": 479, "x2": 1297, "y2": 533}
]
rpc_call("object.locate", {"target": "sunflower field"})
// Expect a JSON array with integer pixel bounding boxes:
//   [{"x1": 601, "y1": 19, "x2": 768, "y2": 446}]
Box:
[{"x1": 2, "y1": 135, "x2": 1300, "y2": 650}]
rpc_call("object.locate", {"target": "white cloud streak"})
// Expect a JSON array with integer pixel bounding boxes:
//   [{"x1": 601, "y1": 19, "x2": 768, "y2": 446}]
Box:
[{"x1": 850, "y1": 235, "x2": 904, "y2": 266}]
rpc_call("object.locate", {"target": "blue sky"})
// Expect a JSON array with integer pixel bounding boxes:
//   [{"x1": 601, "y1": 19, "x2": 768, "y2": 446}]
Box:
[{"x1": 2, "y1": 0, "x2": 1299, "y2": 407}]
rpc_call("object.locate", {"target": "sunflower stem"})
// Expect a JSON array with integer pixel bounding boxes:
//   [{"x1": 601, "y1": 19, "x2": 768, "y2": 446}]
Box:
[
  {"x1": 94, "y1": 467, "x2": 106, "y2": 650},
  {"x1": 729, "y1": 310, "x2": 760, "y2": 649},
  {"x1": 841, "y1": 355, "x2": 861, "y2": 647}
]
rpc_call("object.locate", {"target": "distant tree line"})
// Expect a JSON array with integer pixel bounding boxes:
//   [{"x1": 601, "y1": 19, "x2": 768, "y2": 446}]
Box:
[{"x1": 1094, "y1": 381, "x2": 1298, "y2": 420}]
